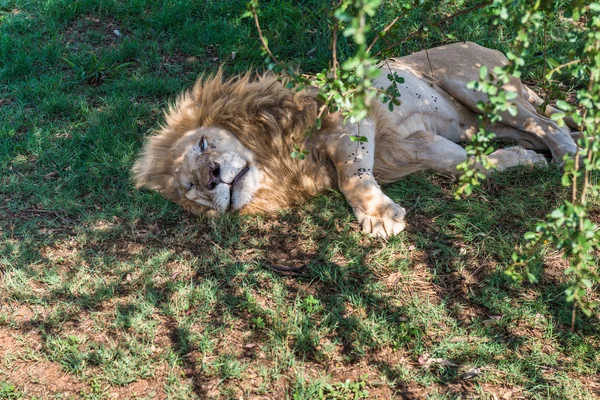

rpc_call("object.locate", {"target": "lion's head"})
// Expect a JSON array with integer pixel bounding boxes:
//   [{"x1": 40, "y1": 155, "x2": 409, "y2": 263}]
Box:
[{"x1": 132, "y1": 71, "x2": 337, "y2": 216}]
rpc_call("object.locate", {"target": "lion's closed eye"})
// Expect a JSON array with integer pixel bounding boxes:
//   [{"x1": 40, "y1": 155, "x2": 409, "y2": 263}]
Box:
[{"x1": 199, "y1": 137, "x2": 208, "y2": 152}]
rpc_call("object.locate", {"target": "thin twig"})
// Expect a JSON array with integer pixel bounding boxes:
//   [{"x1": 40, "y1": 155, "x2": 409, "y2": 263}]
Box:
[
  {"x1": 366, "y1": 11, "x2": 408, "y2": 54},
  {"x1": 317, "y1": 92, "x2": 336, "y2": 120},
  {"x1": 262, "y1": 263, "x2": 308, "y2": 277},
  {"x1": 579, "y1": 77, "x2": 595, "y2": 206},
  {"x1": 374, "y1": 29, "x2": 421, "y2": 58},
  {"x1": 251, "y1": 5, "x2": 279, "y2": 64},
  {"x1": 332, "y1": 20, "x2": 339, "y2": 79},
  {"x1": 425, "y1": 48, "x2": 434, "y2": 76},
  {"x1": 572, "y1": 77, "x2": 593, "y2": 207},
  {"x1": 547, "y1": 60, "x2": 581, "y2": 78},
  {"x1": 332, "y1": 0, "x2": 345, "y2": 78},
  {"x1": 581, "y1": 148, "x2": 592, "y2": 203},
  {"x1": 572, "y1": 146, "x2": 580, "y2": 204},
  {"x1": 437, "y1": 0, "x2": 492, "y2": 25},
  {"x1": 543, "y1": 22, "x2": 547, "y2": 80},
  {"x1": 405, "y1": 195, "x2": 421, "y2": 214}
]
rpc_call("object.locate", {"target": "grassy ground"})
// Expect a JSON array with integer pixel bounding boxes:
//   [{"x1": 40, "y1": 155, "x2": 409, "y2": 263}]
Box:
[{"x1": 1, "y1": 0, "x2": 599, "y2": 398}]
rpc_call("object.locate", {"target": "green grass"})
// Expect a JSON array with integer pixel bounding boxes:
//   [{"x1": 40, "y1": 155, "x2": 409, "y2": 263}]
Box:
[{"x1": 1, "y1": 0, "x2": 599, "y2": 399}]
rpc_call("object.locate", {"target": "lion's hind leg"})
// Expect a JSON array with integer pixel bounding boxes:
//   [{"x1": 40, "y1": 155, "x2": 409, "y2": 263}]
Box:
[
  {"x1": 524, "y1": 86, "x2": 580, "y2": 132},
  {"x1": 439, "y1": 79, "x2": 577, "y2": 163},
  {"x1": 402, "y1": 131, "x2": 547, "y2": 177}
]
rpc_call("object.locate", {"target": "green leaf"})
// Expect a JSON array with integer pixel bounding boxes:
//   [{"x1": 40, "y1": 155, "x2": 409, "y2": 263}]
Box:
[
  {"x1": 555, "y1": 100, "x2": 572, "y2": 111},
  {"x1": 550, "y1": 209, "x2": 564, "y2": 219},
  {"x1": 479, "y1": 66, "x2": 488, "y2": 81},
  {"x1": 342, "y1": 58, "x2": 360, "y2": 71},
  {"x1": 524, "y1": 231, "x2": 537, "y2": 240},
  {"x1": 561, "y1": 173, "x2": 572, "y2": 187},
  {"x1": 546, "y1": 57, "x2": 559, "y2": 68},
  {"x1": 367, "y1": 67, "x2": 381, "y2": 79},
  {"x1": 527, "y1": 272, "x2": 538, "y2": 283},
  {"x1": 334, "y1": 10, "x2": 353, "y2": 22}
]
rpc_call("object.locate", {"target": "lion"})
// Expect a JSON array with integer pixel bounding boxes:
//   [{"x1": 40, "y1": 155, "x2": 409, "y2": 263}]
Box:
[{"x1": 132, "y1": 42, "x2": 578, "y2": 238}]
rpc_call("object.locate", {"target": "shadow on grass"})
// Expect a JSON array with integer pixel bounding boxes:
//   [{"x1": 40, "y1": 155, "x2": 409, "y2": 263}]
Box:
[{"x1": 1, "y1": 178, "x2": 599, "y2": 397}]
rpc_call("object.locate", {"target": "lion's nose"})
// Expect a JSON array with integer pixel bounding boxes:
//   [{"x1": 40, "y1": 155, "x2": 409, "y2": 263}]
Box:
[{"x1": 207, "y1": 162, "x2": 223, "y2": 190}]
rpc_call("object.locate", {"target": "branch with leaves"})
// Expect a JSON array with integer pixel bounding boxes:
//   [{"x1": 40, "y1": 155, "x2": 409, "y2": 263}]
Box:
[{"x1": 484, "y1": 1, "x2": 600, "y2": 328}]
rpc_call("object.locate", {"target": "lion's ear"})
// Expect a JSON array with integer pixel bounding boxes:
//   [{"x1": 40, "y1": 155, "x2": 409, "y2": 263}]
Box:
[
  {"x1": 132, "y1": 159, "x2": 170, "y2": 191},
  {"x1": 132, "y1": 155, "x2": 150, "y2": 189},
  {"x1": 132, "y1": 139, "x2": 178, "y2": 199},
  {"x1": 301, "y1": 86, "x2": 320, "y2": 98},
  {"x1": 294, "y1": 87, "x2": 320, "y2": 113}
]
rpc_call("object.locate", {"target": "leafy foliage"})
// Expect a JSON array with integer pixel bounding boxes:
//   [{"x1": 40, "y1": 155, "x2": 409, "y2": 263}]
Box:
[{"x1": 469, "y1": 0, "x2": 600, "y2": 326}]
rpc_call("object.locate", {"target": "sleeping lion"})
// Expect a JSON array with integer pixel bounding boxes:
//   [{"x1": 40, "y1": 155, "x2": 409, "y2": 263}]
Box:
[{"x1": 133, "y1": 42, "x2": 578, "y2": 238}]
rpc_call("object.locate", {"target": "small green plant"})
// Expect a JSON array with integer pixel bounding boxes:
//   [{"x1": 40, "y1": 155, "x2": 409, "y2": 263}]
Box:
[
  {"x1": 0, "y1": 383, "x2": 22, "y2": 400},
  {"x1": 63, "y1": 54, "x2": 132, "y2": 85},
  {"x1": 291, "y1": 144, "x2": 310, "y2": 160},
  {"x1": 79, "y1": 378, "x2": 109, "y2": 400},
  {"x1": 299, "y1": 295, "x2": 323, "y2": 314},
  {"x1": 470, "y1": 1, "x2": 600, "y2": 328},
  {"x1": 45, "y1": 335, "x2": 88, "y2": 376},
  {"x1": 251, "y1": 316, "x2": 266, "y2": 329},
  {"x1": 454, "y1": 127, "x2": 496, "y2": 198},
  {"x1": 319, "y1": 375, "x2": 369, "y2": 400},
  {"x1": 450, "y1": 0, "x2": 600, "y2": 328}
]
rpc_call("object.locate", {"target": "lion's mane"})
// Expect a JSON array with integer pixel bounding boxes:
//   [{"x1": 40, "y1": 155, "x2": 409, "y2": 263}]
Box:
[{"x1": 133, "y1": 70, "x2": 338, "y2": 214}]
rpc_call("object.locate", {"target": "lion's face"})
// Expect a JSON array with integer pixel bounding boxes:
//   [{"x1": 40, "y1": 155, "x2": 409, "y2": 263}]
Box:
[{"x1": 172, "y1": 127, "x2": 261, "y2": 214}]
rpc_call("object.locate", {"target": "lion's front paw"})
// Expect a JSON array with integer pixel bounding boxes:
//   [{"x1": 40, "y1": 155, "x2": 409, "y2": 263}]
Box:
[{"x1": 353, "y1": 197, "x2": 406, "y2": 238}]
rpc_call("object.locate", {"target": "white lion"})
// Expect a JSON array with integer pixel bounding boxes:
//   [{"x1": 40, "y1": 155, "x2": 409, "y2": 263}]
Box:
[{"x1": 133, "y1": 42, "x2": 578, "y2": 238}]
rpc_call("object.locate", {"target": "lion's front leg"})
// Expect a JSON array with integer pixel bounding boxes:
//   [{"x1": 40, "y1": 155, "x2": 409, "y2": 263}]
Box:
[{"x1": 324, "y1": 119, "x2": 406, "y2": 238}]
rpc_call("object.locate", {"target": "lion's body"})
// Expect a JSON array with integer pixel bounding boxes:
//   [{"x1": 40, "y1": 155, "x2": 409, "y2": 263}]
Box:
[{"x1": 133, "y1": 42, "x2": 578, "y2": 237}]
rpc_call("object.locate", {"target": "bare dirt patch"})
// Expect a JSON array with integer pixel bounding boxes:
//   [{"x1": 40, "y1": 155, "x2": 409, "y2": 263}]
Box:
[
  {"x1": 0, "y1": 316, "x2": 175, "y2": 398},
  {"x1": 0, "y1": 327, "x2": 85, "y2": 398},
  {"x1": 63, "y1": 15, "x2": 123, "y2": 50}
]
